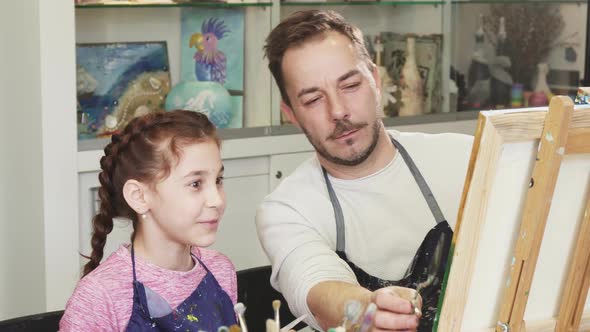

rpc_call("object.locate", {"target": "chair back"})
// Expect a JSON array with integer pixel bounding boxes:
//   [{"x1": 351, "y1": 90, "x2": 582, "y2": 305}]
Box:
[
  {"x1": 237, "y1": 265, "x2": 306, "y2": 332},
  {"x1": 0, "y1": 310, "x2": 63, "y2": 332}
]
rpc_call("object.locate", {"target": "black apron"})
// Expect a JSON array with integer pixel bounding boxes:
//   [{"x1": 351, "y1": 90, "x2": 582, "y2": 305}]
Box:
[{"x1": 322, "y1": 137, "x2": 452, "y2": 331}]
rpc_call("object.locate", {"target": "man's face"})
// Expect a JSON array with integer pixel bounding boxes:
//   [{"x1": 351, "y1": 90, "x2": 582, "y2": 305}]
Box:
[{"x1": 281, "y1": 31, "x2": 382, "y2": 166}]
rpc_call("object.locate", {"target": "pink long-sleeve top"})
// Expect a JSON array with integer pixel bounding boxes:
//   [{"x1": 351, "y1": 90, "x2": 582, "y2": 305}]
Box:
[{"x1": 60, "y1": 244, "x2": 237, "y2": 331}]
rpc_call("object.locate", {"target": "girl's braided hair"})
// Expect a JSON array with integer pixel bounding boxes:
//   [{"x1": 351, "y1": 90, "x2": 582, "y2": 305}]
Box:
[{"x1": 81, "y1": 110, "x2": 219, "y2": 278}]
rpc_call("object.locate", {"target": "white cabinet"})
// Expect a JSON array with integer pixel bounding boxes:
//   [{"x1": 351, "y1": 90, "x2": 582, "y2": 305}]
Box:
[{"x1": 269, "y1": 152, "x2": 314, "y2": 191}]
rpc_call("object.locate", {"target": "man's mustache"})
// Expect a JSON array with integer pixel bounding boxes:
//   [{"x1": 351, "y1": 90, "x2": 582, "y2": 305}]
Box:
[{"x1": 328, "y1": 120, "x2": 367, "y2": 140}]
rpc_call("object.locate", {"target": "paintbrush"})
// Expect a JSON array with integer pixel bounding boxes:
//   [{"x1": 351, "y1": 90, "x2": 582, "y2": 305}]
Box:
[
  {"x1": 356, "y1": 303, "x2": 377, "y2": 332},
  {"x1": 266, "y1": 318, "x2": 278, "y2": 332},
  {"x1": 411, "y1": 232, "x2": 447, "y2": 315},
  {"x1": 341, "y1": 300, "x2": 362, "y2": 330},
  {"x1": 234, "y1": 302, "x2": 248, "y2": 332},
  {"x1": 279, "y1": 314, "x2": 307, "y2": 332},
  {"x1": 228, "y1": 324, "x2": 241, "y2": 332},
  {"x1": 272, "y1": 299, "x2": 281, "y2": 332}
]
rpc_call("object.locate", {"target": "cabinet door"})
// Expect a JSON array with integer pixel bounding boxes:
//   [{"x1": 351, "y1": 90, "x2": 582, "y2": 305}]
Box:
[
  {"x1": 269, "y1": 151, "x2": 314, "y2": 191},
  {"x1": 211, "y1": 173, "x2": 271, "y2": 270}
]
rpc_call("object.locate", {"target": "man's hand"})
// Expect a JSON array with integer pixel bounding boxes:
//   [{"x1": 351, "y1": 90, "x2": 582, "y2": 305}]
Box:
[
  {"x1": 307, "y1": 282, "x2": 421, "y2": 331},
  {"x1": 370, "y1": 286, "x2": 421, "y2": 331}
]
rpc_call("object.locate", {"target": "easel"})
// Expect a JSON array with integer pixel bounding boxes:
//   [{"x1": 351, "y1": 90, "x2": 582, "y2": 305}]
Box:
[{"x1": 436, "y1": 96, "x2": 590, "y2": 331}]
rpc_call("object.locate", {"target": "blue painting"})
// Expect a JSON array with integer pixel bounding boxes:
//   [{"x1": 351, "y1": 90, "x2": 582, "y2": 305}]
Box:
[
  {"x1": 180, "y1": 8, "x2": 244, "y2": 128},
  {"x1": 76, "y1": 42, "x2": 171, "y2": 139}
]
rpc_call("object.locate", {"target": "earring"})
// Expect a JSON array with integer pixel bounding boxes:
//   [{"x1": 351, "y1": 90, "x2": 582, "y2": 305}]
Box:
[{"x1": 141, "y1": 213, "x2": 147, "y2": 219}]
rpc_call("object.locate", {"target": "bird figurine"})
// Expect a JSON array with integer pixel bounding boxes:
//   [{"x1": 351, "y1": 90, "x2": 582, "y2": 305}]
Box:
[{"x1": 189, "y1": 17, "x2": 230, "y2": 84}]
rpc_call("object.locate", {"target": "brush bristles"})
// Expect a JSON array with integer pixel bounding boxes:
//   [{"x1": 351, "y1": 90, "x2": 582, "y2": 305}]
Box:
[{"x1": 234, "y1": 303, "x2": 246, "y2": 316}]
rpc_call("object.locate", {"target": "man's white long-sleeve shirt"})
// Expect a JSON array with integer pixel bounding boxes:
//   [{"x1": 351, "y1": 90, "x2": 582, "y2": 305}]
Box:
[{"x1": 255, "y1": 130, "x2": 473, "y2": 329}]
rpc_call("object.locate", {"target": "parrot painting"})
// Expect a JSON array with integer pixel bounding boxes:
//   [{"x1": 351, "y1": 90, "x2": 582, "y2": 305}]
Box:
[{"x1": 189, "y1": 17, "x2": 230, "y2": 84}]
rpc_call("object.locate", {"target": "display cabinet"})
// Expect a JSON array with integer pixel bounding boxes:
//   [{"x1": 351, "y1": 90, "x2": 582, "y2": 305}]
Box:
[
  {"x1": 450, "y1": 1, "x2": 587, "y2": 112},
  {"x1": 76, "y1": 0, "x2": 475, "y2": 151},
  {"x1": 74, "y1": 0, "x2": 588, "y2": 152}
]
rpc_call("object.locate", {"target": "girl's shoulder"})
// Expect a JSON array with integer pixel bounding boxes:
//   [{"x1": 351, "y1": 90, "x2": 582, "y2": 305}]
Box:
[
  {"x1": 78, "y1": 245, "x2": 133, "y2": 291},
  {"x1": 193, "y1": 247, "x2": 236, "y2": 273}
]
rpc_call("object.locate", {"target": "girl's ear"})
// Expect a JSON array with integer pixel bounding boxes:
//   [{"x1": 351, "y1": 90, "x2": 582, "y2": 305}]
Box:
[{"x1": 123, "y1": 179, "x2": 150, "y2": 215}]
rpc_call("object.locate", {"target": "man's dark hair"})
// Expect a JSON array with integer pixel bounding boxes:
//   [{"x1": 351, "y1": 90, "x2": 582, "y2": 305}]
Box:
[{"x1": 264, "y1": 10, "x2": 372, "y2": 107}]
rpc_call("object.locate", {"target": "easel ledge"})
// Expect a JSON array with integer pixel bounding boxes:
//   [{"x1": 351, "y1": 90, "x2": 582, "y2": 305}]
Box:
[{"x1": 473, "y1": 312, "x2": 590, "y2": 332}]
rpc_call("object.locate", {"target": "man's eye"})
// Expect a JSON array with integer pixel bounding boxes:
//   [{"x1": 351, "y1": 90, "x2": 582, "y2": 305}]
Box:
[
  {"x1": 189, "y1": 181, "x2": 201, "y2": 188},
  {"x1": 304, "y1": 97, "x2": 321, "y2": 106},
  {"x1": 344, "y1": 82, "x2": 360, "y2": 90},
  {"x1": 216, "y1": 176, "x2": 224, "y2": 185}
]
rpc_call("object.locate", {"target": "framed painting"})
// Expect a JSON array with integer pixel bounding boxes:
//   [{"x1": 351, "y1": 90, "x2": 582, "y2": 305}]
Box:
[
  {"x1": 76, "y1": 41, "x2": 171, "y2": 139},
  {"x1": 180, "y1": 7, "x2": 244, "y2": 128}
]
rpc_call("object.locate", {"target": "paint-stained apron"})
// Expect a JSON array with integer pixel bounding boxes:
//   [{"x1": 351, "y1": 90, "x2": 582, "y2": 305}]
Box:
[
  {"x1": 322, "y1": 136, "x2": 452, "y2": 332},
  {"x1": 125, "y1": 246, "x2": 237, "y2": 331}
]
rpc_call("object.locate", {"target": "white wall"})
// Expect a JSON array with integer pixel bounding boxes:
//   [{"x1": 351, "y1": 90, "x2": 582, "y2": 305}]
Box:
[
  {"x1": 39, "y1": 0, "x2": 79, "y2": 313},
  {"x1": 0, "y1": 0, "x2": 79, "y2": 320},
  {"x1": 0, "y1": 1, "x2": 46, "y2": 320}
]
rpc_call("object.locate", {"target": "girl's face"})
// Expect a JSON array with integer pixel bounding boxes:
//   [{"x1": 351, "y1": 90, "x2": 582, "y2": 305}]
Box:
[{"x1": 145, "y1": 140, "x2": 225, "y2": 248}]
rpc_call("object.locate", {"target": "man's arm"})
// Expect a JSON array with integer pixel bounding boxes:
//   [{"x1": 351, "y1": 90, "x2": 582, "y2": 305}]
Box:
[
  {"x1": 308, "y1": 281, "x2": 421, "y2": 331},
  {"x1": 256, "y1": 197, "x2": 360, "y2": 330}
]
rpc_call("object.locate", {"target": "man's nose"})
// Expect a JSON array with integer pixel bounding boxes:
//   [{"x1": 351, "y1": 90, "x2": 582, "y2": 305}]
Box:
[{"x1": 328, "y1": 96, "x2": 350, "y2": 121}]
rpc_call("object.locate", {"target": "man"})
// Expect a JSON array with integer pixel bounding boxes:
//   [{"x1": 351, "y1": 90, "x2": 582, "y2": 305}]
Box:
[{"x1": 256, "y1": 10, "x2": 472, "y2": 331}]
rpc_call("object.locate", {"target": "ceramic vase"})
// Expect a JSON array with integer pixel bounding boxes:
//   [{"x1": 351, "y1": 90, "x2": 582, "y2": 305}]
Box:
[{"x1": 399, "y1": 36, "x2": 424, "y2": 117}]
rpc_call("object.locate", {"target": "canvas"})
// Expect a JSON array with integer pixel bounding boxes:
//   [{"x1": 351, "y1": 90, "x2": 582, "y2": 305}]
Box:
[
  {"x1": 76, "y1": 41, "x2": 171, "y2": 139},
  {"x1": 381, "y1": 33, "x2": 443, "y2": 116},
  {"x1": 180, "y1": 7, "x2": 244, "y2": 128},
  {"x1": 437, "y1": 97, "x2": 590, "y2": 331}
]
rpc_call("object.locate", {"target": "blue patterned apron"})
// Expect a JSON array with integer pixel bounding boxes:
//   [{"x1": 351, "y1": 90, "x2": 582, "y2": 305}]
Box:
[{"x1": 125, "y1": 246, "x2": 237, "y2": 331}]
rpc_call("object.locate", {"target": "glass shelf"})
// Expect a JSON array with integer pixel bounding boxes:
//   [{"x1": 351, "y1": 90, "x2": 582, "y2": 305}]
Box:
[
  {"x1": 281, "y1": 1, "x2": 443, "y2": 5},
  {"x1": 75, "y1": 2, "x2": 272, "y2": 8},
  {"x1": 77, "y1": 110, "x2": 480, "y2": 151},
  {"x1": 451, "y1": 0, "x2": 584, "y2": 3}
]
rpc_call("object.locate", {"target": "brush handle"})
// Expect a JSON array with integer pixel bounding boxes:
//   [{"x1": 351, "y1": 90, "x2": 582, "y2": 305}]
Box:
[
  {"x1": 238, "y1": 314, "x2": 248, "y2": 332},
  {"x1": 357, "y1": 303, "x2": 377, "y2": 332},
  {"x1": 280, "y1": 314, "x2": 307, "y2": 332},
  {"x1": 266, "y1": 319, "x2": 278, "y2": 332}
]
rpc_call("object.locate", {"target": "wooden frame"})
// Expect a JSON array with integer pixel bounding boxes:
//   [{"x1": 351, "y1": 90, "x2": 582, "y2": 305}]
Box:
[{"x1": 436, "y1": 96, "x2": 590, "y2": 331}]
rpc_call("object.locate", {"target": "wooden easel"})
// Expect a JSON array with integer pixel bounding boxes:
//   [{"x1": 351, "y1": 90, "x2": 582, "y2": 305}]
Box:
[
  {"x1": 553, "y1": 112, "x2": 590, "y2": 332},
  {"x1": 436, "y1": 96, "x2": 590, "y2": 331}
]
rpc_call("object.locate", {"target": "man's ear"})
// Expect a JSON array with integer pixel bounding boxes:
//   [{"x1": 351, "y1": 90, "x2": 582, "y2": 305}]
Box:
[
  {"x1": 123, "y1": 179, "x2": 150, "y2": 215},
  {"x1": 280, "y1": 100, "x2": 300, "y2": 128},
  {"x1": 371, "y1": 62, "x2": 382, "y2": 97}
]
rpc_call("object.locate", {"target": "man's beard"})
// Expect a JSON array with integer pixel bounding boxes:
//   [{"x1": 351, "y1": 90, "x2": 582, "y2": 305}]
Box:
[{"x1": 302, "y1": 119, "x2": 381, "y2": 167}]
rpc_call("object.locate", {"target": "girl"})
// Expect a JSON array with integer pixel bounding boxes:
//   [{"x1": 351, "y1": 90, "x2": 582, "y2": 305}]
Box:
[{"x1": 60, "y1": 110, "x2": 237, "y2": 331}]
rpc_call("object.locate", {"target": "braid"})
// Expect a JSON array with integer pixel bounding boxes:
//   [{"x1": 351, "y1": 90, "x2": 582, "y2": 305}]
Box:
[
  {"x1": 81, "y1": 147, "x2": 119, "y2": 277},
  {"x1": 81, "y1": 110, "x2": 218, "y2": 278}
]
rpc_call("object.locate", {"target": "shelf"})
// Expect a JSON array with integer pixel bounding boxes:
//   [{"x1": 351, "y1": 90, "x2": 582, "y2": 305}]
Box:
[
  {"x1": 75, "y1": 1, "x2": 272, "y2": 8},
  {"x1": 77, "y1": 110, "x2": 480, "y2": 152},
  {"x1": 451, "y1": 0, "x2": 584, "y2": 3},
  {"x1": 281, "y1": 1, "x2": 443, "y2": 5}
]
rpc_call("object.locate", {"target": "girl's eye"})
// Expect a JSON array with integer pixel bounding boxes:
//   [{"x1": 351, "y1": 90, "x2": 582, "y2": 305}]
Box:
[
  {"x1": 189, "y1": 181, "x2": 201, "y2": 189},
  {"x1": 216, "y1": 176, "x2": 224, "y2": 185}
]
